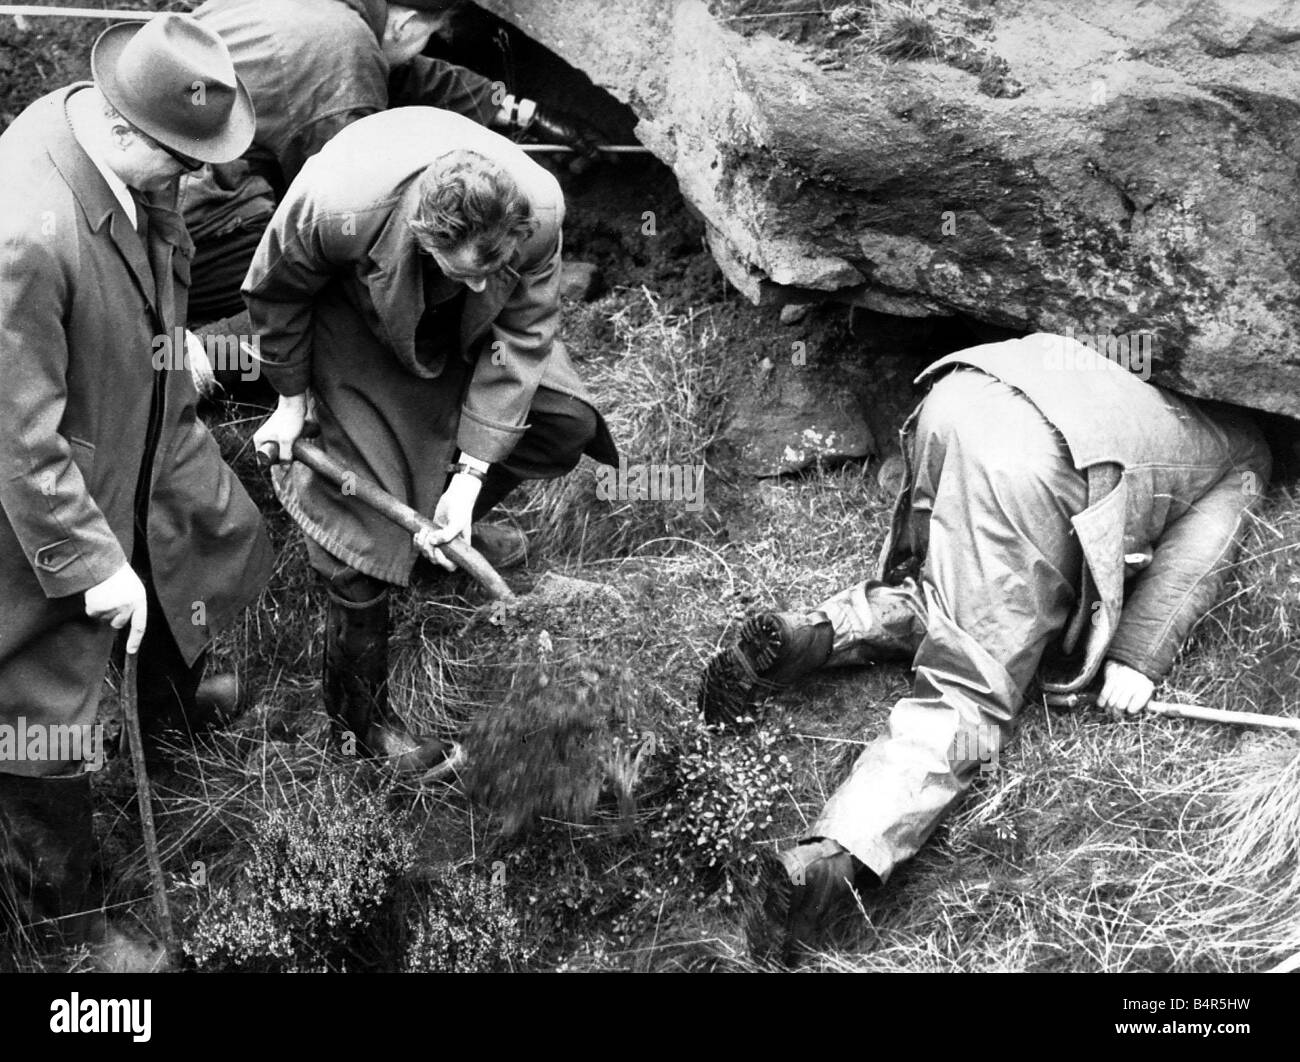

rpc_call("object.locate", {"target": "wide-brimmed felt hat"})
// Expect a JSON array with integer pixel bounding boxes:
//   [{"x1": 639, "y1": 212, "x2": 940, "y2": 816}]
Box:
[{"x1": 91, "y1": 14, "x2": 255, "y2": 164}]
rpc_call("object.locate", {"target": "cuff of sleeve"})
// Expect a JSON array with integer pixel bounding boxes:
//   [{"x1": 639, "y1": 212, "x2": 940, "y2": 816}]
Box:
[
  {"x1": 456, "y1": 407, "x2": 527, "y2": 465},
  {"x1": 33, "y1": 539, "x2": 128, "y2": 600},
  {"x1": 1102, "y1": 641, "x2": 1167, "y2": 683},
  {"x1": 262, "y1": 361, "x2": 310, "y2": 398}
]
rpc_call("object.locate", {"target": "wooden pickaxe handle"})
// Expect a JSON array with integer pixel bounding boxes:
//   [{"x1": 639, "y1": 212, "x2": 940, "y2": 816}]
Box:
[
  {"x1": 257, "y1": 438, "x2": 515, "y2": 602},
  {"x1": 1047, "y1": 690, "x2": 1300, "y2": 733}
]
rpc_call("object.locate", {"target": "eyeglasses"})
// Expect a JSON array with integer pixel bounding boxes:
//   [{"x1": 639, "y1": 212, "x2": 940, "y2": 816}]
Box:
[{"x1": 153, "y1": 139, "x2": 205, "y2": 173}]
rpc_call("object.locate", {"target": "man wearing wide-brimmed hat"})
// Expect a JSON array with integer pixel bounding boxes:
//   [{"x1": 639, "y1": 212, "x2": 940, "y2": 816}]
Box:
[
  {"x1": 0, "y1": 14, "x2": 273, "y2": 963},
  {"x1": 183, "y1": 0, "x2": 607, "y2": 325}
]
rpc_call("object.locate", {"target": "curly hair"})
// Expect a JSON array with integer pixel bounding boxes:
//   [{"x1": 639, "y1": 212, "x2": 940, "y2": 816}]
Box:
[{"x1": 408, "y1": 150, "x2": 536, "y2": 267}]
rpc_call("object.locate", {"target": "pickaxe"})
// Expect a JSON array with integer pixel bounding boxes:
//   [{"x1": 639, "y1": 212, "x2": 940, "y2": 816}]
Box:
[{"x1": 256, "y1": 437, "x2": 515, "y2": 602}]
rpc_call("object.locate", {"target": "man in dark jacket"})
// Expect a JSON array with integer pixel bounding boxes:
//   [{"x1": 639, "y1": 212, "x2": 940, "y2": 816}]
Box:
[
  {"x1": 698, "y1": 333, "x2": 1272, "y2": 965},
  {"x1": 0, "y1": 16, "x2": 273, "y2": 957},
  {"x1": 248, "y1": 107, "x2": 616, "y2": 779},
  {"x1": 184, "y1": 0, "x2": 604, "y2": 323}
]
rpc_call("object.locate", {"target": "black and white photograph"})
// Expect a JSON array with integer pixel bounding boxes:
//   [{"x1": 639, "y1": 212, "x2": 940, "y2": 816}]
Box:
[{"x1": 0, "y1": 0, "x2": 1296, "y2": 1027}]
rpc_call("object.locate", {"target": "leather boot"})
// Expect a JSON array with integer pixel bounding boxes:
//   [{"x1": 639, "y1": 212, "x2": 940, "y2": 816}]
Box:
[
  {"x1": 746, "y1": 837, "x2": 874, "y2": 968},
  {"x1": 698, "y1": 580, "x2": 928, "y2": 728},
  {"x1": 0, "y1": 771, "x2": 103, "y2": 953},
  {"x1": 698, "y1": 612, "x2": 834, "y2": 728},
  {"x1": 323, "y1": 588, "x2": 461, "y2": 776},
  {"x1": 471, "y1": 522, "x2": 528, "y2": 570}
]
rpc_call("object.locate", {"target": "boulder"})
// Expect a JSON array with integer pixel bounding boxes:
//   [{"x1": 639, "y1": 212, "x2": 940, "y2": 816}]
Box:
[
  {"x1": 476, "y1": 0, "x2": 1300, "y2": 418},
  {"x1": 725, "y1": 355, "x2": 877, "y2": 476}
]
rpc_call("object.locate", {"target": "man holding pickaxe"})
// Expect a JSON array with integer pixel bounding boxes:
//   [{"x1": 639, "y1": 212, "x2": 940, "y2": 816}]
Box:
[
  {"x1": 248, "y1": 106, "x2": 617, "y2": 779},
  {"x1": 698, "y1": 333, "x2": 1272, "y2": 965}
]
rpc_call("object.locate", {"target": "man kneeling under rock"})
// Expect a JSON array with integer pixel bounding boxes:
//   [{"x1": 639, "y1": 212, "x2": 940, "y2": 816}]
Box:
[{"x1": 698, "y1": 333, "x2": 1272, "y2": 965}]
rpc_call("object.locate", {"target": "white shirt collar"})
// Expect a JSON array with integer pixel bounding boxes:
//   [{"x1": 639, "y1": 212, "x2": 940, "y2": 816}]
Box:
[{"x1": 66, "y1": 89, "x2": 138, "y2": 230}]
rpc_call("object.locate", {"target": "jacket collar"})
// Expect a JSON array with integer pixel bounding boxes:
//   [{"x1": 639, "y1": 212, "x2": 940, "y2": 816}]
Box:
[
  {"x1": 342, "y1": 0, "x2": 388, "y2": 42},
  {"x1": 48, "y1": 85, "x2": 128, "y2": 235}
]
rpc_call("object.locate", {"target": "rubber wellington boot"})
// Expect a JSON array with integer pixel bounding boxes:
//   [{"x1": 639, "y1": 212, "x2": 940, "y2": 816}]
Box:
[
  {"x1": 698, "y1": 612, "x2": 834, "y2": 728},
  {"x1": 0, "y1": 771, "x2": 103, "y2": 957},
  {"x1": 323, "y1": 589, "x2": 463, "y2": 778}
]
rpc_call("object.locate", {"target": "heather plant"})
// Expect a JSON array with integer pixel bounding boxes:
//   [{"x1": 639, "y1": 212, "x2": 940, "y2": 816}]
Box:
[
  {"x1": 403, "y1": 869, "x2": 535, "y2": 972},
  {"x1": 186, "y1": 774, "x2": 414, "y2": 972},
  {"x1": 651, "y1": 717, "x2": 795, "y2": 906}
]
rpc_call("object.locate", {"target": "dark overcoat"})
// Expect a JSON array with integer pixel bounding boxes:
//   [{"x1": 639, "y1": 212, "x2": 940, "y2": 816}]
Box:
[
  {"x1": 0, "y1": 87, "x2": 274, "y2": 772},
  {"x1": 244, "y1": 107, "x2": 611, "y2": 585}
]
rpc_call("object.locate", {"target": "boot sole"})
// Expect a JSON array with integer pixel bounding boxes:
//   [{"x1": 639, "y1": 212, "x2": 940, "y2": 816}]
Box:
[{"x1": 698, "y1": 614, "x2": 786, "y2": 729}]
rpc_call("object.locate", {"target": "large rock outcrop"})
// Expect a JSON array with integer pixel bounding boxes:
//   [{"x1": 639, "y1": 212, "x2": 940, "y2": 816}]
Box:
[{"x1": 476, "y1": 0, "x2": 1300, "y2": 418}]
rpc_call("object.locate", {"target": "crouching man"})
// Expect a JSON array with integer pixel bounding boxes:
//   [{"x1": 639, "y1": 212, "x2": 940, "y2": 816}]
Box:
[
  {"x1": 249, "y1": 107, "x2": 617, "y2": 779},
  {"x1": 698, "y1": 333, "x2": 1271, "y2": 965},
  {"x1": 184, "y1": 0, "x2": 606, "y2": 325},
  {"x1": 0, "y1": 16, "x2": 273, "y2": 957}
]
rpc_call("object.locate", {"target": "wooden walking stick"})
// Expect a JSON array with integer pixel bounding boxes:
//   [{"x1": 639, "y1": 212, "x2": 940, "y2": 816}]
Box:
[{"x1": 121, "y1": 652, "x2": 175, "y2": 949}]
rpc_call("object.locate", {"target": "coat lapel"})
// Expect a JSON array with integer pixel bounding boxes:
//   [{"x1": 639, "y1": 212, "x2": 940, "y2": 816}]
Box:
[
  {"x1": 108, "y1": 209, "x2": 159, "y2": 316},
  {"x1": 363, "y1": 180, "x2": 428, "y2": 373}
]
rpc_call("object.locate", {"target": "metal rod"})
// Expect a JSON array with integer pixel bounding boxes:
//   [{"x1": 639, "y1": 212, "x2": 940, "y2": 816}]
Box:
[
  {"x1": 0, "y1": 5, "x2": 158, "y2": 19},
  {"x1": 121, "y1": 652, "x2": 175, "y2": 949},
  {"x1": 520, "y1": 144, "x2": 652, "y2": 154}
]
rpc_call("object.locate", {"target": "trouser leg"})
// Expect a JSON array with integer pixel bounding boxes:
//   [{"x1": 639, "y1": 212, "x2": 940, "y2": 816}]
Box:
[
  {"x1": 114, "y1": 545, "x2": 207, "y2": 757},
  {"x1": 813, "y1": 371, "x2": 1088, "y2": 882},
  {"x1": 187, "y1": 222, "x2": 268, "y2": 326},
  {"x1": 471, "y1": 387, "x2": 604, "y2": 519},
  {"x1": 812, "y1": 577, "x2": 928, "y2": 668},
  {"x1": 133, "y1": 579, "x2": 206, "y2": 745}
]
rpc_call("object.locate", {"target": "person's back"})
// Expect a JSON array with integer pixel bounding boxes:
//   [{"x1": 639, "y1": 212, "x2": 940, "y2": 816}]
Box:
[{"x1": 192, "y1": 0, "x2": 389, "y2": 192}]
